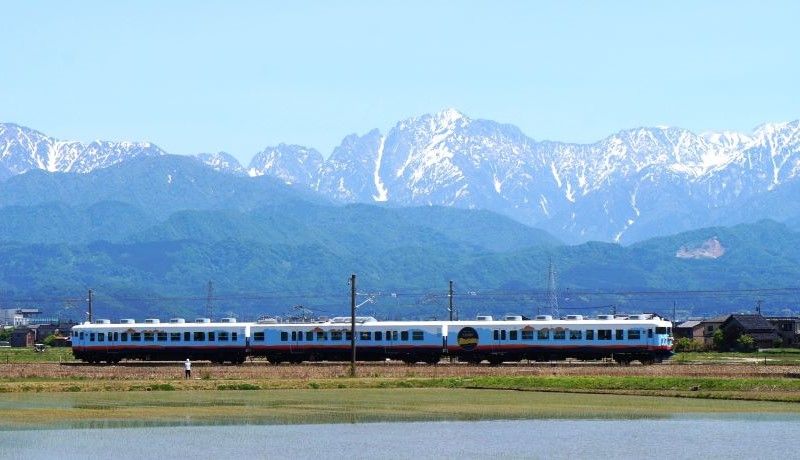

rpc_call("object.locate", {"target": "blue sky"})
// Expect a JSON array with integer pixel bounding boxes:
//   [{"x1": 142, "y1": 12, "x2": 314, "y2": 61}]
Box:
[{"x1": 2, "y1": 1, "x2": 798, "y2": 163}]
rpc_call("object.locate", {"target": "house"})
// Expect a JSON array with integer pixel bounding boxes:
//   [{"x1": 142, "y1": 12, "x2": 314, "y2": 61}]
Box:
[
  {"x1": 719, "y1": 314, "x2": 780, "y2": 350},
  {"x1": 10, "y1": 326, "x2": 36, "y2": 347},
  {"x1": 674, "y1": 320, "x2": 703, "y2": 343},
  {"x1": 766, "y1": 317, "x2": 800, "y2": 348},
  {"x1": 8, "y1": 321, "x2": 76, "y2": 347},
  {"x1": 683, "y1": 315, "x2": 730, "y2": 347}
]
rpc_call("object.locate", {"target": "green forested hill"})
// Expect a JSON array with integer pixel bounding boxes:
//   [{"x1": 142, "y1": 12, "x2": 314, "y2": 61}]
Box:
[{"x1": 1, "y1": 157, "x2": 798, "y2": 320}]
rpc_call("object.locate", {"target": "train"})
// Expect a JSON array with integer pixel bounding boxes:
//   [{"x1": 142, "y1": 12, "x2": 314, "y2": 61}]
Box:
[{"x1": 71, "y1": 313, "x2": 674, "y2": 365}]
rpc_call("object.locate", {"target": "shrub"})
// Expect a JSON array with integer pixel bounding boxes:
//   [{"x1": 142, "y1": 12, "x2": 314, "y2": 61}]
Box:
[
  {"x1": 736, "y1": 334, "x2": 757, "y2": 352},
  {"x1": 673, "y1": 338, "x2": 705, "y2": 352}
]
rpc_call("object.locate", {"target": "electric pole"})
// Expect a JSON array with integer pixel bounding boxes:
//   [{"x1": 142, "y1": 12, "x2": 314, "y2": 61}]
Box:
[
  {"x1": 756, "y1": 299, "x2": 763, "y2": 315},
  {"x1": 547, "y1": 258, "x2": 559, "y2": 318},
  {"x1": 206, "y1": 281, "x2": 214, "y2": 320},
  {"x1": 87, "y1": 289, "x2": 93, "y2": 323},
  {"x1": 350, "y1": 273, "x2": 356, "y2": 377},
  {"x1": 448, "y1": 280, "x2": 454, "y2": 322}
]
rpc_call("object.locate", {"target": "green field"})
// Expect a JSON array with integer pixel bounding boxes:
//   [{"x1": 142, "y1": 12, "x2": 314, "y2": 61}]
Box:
[
  {"x1": 0, "y1": 347, "x2": 75, "y2": 363},
  {"x1": 671, "y1": 350, "x2": 800, "y2": 365},
  {"x1": 1, "y1": 388, "x2": 798, "y2": 429}
]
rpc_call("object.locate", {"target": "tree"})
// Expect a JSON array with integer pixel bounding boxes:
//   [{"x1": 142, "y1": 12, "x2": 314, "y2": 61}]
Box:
[
  {"x1": 0, "y1": 327, "x2": 11, "y2": 342},
  {"x1": 43, "y1": 334, "x2": 56, "y2": 346},
  {"x1": 712, "y1": 328, "x2": 725, "y2": 351},
  {"x1": 736, "y1": 334, "x2": 756, "y2": 352}
]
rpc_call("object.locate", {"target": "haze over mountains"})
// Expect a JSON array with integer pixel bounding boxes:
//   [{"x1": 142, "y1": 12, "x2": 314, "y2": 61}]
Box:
[
  {"x1": 3, "y1": 111, "x2": 799, "y2": 244},
  {"x1": 2, "y1": 112, "x2": 800, "y2": 319}
]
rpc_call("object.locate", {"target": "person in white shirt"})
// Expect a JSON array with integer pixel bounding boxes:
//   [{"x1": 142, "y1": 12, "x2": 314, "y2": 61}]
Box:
[{"x1": 184, "y1": 358, "x2": 191, "y2": 379}]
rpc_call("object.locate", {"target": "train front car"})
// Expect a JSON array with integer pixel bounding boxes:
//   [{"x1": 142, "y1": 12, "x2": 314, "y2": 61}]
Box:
[
  {"x1": 71, "y1": 318, "x2": 248, "y2": 364},
  {"x1": 446, "y1": 314, "x2": 673, "y2": 365},
  {"x1": 249, "y1": 318, "x2": 446, "y2": 364}
]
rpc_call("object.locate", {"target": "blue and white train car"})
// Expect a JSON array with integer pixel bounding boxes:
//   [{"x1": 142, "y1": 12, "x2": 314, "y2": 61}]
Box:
[
  {"x1": 71, "y1": 318, "x2": 249, "y2": 364},
  {"x1": 446, "y1": 314, "x2": 673, "y2": 364},
  {"x1": 249, "y1": 317, "x2": 446, "y2": 364}
]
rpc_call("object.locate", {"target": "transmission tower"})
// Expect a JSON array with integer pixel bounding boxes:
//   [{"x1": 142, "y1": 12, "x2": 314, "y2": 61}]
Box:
[
  {"x1": 547, "y1": 258, "x2": 559, "y2": 318},
  {"x1": 205, "y1": 281, "x2": 214, "y2": 320}
]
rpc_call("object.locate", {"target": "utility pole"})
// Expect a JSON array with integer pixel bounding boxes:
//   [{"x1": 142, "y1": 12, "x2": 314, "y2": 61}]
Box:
[
  {"x1": 350, "y1": 273, "x2": 356, "y2": 378},
  {"x1": 547, "y1": 258, "x2": 559, "y2": 318},
  {"x1": 206, "y1": 281, "x2": 214, "y2": 320},
  {"x1": 672, "y1": 301, "x2": 677, "y2": 322},
  {"x1": 756, "y1": 299, "x2": 763, "y2": 315},
  {"x1": 87, "y1": 289, "x2": 93, "y2": 323},
  {"x1": 448, "y1": 280, "x2": 454, "y2": 322}
]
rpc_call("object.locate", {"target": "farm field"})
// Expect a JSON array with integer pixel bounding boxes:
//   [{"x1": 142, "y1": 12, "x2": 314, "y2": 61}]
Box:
[{"x1": 1, "y1": 387, "x2": 799, "y2": 430}]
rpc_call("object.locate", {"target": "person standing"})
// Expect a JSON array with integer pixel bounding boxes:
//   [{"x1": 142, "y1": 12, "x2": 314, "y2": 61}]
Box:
[{"x1": 184, "y1": 358, "x2": 192, "y2": 379}]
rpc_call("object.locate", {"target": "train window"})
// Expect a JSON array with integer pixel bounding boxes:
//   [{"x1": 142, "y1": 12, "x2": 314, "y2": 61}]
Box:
[
  {"x1": 170, "y1": 332, "x2": 181, "y2": 341},
  {"x1": 656, "y1": 327, "x2": 667, "y2": 335},
  {"x1": 114, "y1": 332, "x2": 119, "y2": 341},
  {"x1": 598, "y1": 330, "x2": 611, "y2": 340},
  {"x1": 628, "y1": 329, "x2": 641, "y2": 340},
  {"x1": 132, "y1": 332, "x2": 142, "y2": 341},
  {"x1": 501, "y1": 330, "x2": 507, "y2": 340},
  {"x1": 184, "y1": 332, "x2": 191, "y2": 342},
  {"x1": 157, "y1": 332, "x2": 167, "y2": 341},
  {"x1": 79, "y1": 332, "x2": 84, "y2": 340},
  {"x1": 280, "y1": 331, "x2": 288, "y2": 341},
  {"x1": 346, "y1": 331, "x2": 353, "y2": 341},
  {"x1": 253, "y1": 332, "x2": 265, "y2": 341},
  {"x1": 569, "y1": 330, "x2": 582, "y2": 340},
  {"x1": 360, "y1": 331, "x2": 371, "y2": 340},
  {"x1": 509, "y1": 330, "x2": 518, "y2": 340},
  {"x1": 385, "y1": 331, "x2": 392, "y2": 341},
  {"x1": 493, "y1": 330, "x2": 499, "y2": 340},
  {"x1": 553, "y1": 330, "x2": 565, "y2": 340},
  {"x1": 208, "y1": 332, "x2": 215, "y2": 341},
  {"x1": 667, "y1": 327, "x2": 672, "y2": 335},
  {"x1": 648, "y1": 329, "x2": 653, "y2": 338},
  {"x1": 317, "y1": 331, "x2": 326, "y2": 341},
  {"x1": 120, "y1": 333, "x2": 127, "y2": 342},
  {"x1": 585, "y1": 330, "x2": 594, "y2": 340},
  {"x1": 401, "y1": 331, "x2": 409, "y2": 341},
  {"x1": 615, "y1": 330, "x2": 624, "y2": 340},
  {"x1": 521, "y1": 330, "x2": 533, "y2": 340},
  {"x1": 144, "y1": 332, "x2": 154, "y2": 342},
  {"x1": 218, "y1": 331, "x2": 229, "y2": 341},
  {"x1": 98, "y1": 333, "x2": 104, "y2": 342},
  {"x1": 306, "y1": 331, "x2": 313, "y2": 341},
  {"x1": 89, "y1": 333, "x2": 95, "y2": 342},
  {"x1": 412, "y1": 331, "x2": 424, "y2": 341},
  {"x1": 194, "y1": 332, "x2": 205, "y2": 341},
  {"x1": 537, "y1": 329, "x2": 549, "y2": 340},
  {"x1": 375, "y1": 331, "x2": 383, "y2": 341},
  {"x1": 331, "y1": 330, "x2": 342, "y2": 341},
  {"x1": 232, "y1": 332, "x2": 238, "y2": 341},
  {"x1": 291, "y1": 331, "x2": 297, "y2": 341},
  {"x1": 297, "y1": 332, "x2": 303, "y2": 341}
]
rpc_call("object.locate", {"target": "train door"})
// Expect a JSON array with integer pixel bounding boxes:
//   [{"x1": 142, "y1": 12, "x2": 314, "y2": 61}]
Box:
[
  {"x1": 288, "y1": 329, "x2": 303, "y2": 362},
  {"x1": 385, "y1": 329, "x2": 397, "y2": 358}
]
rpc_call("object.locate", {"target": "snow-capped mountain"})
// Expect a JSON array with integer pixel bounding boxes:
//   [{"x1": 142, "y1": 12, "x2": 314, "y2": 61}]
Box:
[
  {"x1": 4, "y1": 112, "x2": 800, "y2": 244},
  {"x1": 0, "y1": 123, "x2": 165, "y2": 178},
  {"x1": 195, "y1": 152, "x2": 246, "y2": 175},
  {"x1": 247, "y1": 143, "x2": 323, "y2": 186},
  {"x1": 252, "y1": 109, "x2": 800, "y2": 243}
]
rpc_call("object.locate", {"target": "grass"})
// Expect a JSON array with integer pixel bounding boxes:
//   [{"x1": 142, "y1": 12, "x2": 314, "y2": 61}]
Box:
[
  {"x1": 1, "y1": 388, "x2": 799, "y2": 429},
  {"x1": 0, "y1": 347, "x2": 75, "y2": 363},
  {"x1": 671, "y1": 350, "x2": 800, "y2": 365}
]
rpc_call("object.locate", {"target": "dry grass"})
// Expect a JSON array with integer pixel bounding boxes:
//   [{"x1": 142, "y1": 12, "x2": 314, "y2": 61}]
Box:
[{"x1": 1, "y1": 360, "x2": 797, "y2": 382}]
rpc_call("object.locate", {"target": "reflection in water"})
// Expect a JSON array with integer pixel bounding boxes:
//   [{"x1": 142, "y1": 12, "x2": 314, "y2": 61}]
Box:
[{"x1": 1, "y1": 418, "x2": 799, "y2": 459}]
